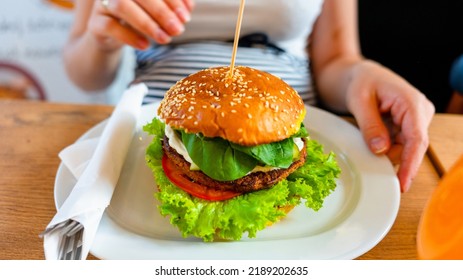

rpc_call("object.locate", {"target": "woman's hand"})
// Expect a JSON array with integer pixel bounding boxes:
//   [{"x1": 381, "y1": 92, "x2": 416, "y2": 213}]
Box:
[
  {"x1": 345, "y1": 60, "x2": 435, "y2": 192},
  {"x1": 88, "y1": 0, "x2": 195, "y2": 51},
  {"x1": 63, "y1": 0, "x2": 194, "y2": 91}
]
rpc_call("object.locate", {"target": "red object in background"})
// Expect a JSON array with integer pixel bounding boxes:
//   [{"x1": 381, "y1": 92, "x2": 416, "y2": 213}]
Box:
[
  {"x1": 42, "y1": 0, "x2": 74, "y2": 10},
  {"x1": 0, "y1": 62, "x2": 47, "y2": 100}
]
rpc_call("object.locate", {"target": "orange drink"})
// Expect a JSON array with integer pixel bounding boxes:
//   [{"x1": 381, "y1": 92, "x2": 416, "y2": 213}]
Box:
[{"x1": 417, "y1": 154, "x2": 463, "y2": 259}]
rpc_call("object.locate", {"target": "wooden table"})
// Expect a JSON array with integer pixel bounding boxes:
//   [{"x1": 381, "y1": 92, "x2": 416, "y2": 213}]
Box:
[
  {"x1": 428, "y1": 114, "x2": 463, "y2": 175},
  {"x1": 0, "y1": 100, "x2": 459, "y2": 260}
]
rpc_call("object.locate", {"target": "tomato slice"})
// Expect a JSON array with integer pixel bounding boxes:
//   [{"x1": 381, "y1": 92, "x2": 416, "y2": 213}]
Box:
[{"x1": 161, "y1": 155, "x2": 242, "y2": 201}]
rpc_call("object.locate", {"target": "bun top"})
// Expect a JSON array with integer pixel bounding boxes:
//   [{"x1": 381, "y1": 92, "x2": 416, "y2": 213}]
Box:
[{"x1": 158, "y1": 66, "x2": 306, "y2": 146}]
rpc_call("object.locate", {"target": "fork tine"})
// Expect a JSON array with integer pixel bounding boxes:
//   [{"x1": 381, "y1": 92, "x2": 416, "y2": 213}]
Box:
[
  {"x1": 45, "y1": 219, "x2": 84, "y2": 260},
  {"x1": 62, "y1": 220, "x2": 78, "y2": 233},
  {"x1": 59, "y1": 234, "x2": 71, "y2": 260},
  {"x1": 75, "y1": 246, "x2": 83, "y2": 260},
  {"x1": 67, "y1": 223, "x2": 83, "y2": 236},
  {"x1": 71, "y1": 228, "x2": 83, "y2": 260},
  {"x1": 64, "y1": 221, "x2": 83, "y2": 260},
  {"x1": 65, "y1": 234, "x2": 76, "y2": 260}
]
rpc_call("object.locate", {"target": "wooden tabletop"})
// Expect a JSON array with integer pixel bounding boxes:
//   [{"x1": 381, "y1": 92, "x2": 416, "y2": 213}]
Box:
[
  {"x1": 428, "y1": 114, "x2": 463, "y2": 175},
  {"x1": 0, "y1": 99, "x2": 457, "y2": 260}
]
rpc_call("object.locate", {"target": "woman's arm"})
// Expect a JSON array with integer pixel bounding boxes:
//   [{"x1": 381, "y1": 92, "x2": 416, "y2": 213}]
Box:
[
  {"x1": 63, "y1": 0, "x2": 194, "y2": 91},
  {"x1": 309, "y1": 0, "x2": 362, "y2": 111},
  {"x1": 63, "y1": 0, "x2": 122, "y2": 91},
  {"x1": 309, "y1": 0, "x2": 435, "y2": 192}
]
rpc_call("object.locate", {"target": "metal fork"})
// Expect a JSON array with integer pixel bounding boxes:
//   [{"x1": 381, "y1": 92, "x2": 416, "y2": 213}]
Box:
[{"x1": 39, "y1": 220, "x2": 84, "y2": 260}]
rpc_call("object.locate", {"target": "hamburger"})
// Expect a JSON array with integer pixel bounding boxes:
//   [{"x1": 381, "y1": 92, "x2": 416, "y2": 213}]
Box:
[{"x1": 143, "y1": 66, "x2": 340, "y2": 241}]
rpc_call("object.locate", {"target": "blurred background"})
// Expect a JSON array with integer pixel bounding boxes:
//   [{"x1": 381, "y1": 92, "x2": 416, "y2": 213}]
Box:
[
  {"x1": 0, "y1": 0, "x2": 461, "y2": 112},
  {"x1": 358, "y1": 0, "x2": 463, "y2": 113},
  {"x1": 0, "y1": 0, "x2": 133, "y2": 104}
]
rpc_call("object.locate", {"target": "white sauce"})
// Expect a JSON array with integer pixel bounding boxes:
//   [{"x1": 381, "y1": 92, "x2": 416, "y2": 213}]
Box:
[{"x1": 165, "y1": 125, "x2": 200, "y2": 170}]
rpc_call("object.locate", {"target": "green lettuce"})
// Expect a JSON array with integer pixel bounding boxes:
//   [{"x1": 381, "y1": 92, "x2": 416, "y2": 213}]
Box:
[
  {"x1": 181, "y1": 132, "x2": 258, "y2": 181},
  {"x1": 143, "y1": 118, "x2": 340, "y2": 242},
  {"x1": 179, "y1": 125, "x2": 309, "y2": 181}
]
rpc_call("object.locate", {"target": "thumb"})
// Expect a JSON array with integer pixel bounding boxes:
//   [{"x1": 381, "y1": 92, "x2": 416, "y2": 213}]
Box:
[{"x1": 349, "y1": 97, "x2": 391, "y2": 155}]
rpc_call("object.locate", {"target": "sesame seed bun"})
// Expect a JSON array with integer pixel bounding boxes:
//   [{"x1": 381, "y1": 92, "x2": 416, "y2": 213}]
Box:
[{"x1": 157, "y1": 66, "x2": 306, "y2": 146}]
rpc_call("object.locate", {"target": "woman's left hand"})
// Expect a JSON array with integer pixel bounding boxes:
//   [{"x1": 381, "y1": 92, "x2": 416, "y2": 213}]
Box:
[{"x1": 345, "y1": 60, "x2": 435, "y2": 192}]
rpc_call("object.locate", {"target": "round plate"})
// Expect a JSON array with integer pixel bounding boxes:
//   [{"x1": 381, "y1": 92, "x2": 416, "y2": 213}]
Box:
[{"x1": 54, "y1": 102, "x2": 400, "y2": 259}]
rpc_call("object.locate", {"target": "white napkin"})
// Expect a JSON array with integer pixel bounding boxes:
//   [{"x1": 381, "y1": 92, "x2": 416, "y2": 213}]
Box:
[{"x1": 43, "y1": 83, "x2": 148, "y2": 260}]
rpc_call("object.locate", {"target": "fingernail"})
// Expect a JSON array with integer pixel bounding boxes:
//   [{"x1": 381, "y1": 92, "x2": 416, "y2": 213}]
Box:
[
  {"x1": 402, "y1": 178, "x2": 412, "y2": 193},
  {"x1": 166, "y1": 18, "x2": 185, "y2": 35},
  {"x1": 156, "y1": 29, "x2": 172, "y2": 44},
  {"x1": 370, "y1": 137, "x2": 387, "y2": 154},
  {"x1": 176, "y1": 7, "x2": 191, "y2": 23}
]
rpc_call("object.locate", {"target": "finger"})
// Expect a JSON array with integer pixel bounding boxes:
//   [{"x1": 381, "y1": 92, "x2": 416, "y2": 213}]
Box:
[
  {"x1": 396, "y1": 118, "x2": 429, "y2": 193},
  {"x1": 397, "y1": 137, "x2": 427, "y2": 193},
  {"x1": 183, "y1": 0, "x2": 195, "y2": 11},
  {"x1": 394, "y1": 93, "x2": 434, "y2": 192},
  {"x1": 134, "y1": 0, "x2": 186, "y2": 36},
  {"x1": 387, "y1": 144, "x2": 403, "y2": 166},
  {"x1": 102, "y1": 0, "x2": 173, "y2": 44},
  {"x1": 386, "y1": 128, "x2": 405, "y2": 166},
  {"x1": 348, "y1": 90, "x2": 391, "y2": 155},
  {"x1": 89, "y1": 15, "x2": 150, "y2": 50},
  {"x1": 164, "y1": 0, "x2": 192, "y2": 23}
]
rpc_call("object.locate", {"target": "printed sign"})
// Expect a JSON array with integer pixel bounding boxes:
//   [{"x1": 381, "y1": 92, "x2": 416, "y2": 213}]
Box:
[{"x1": 0, "y1": 0, "x2": 108, "y2": 103}]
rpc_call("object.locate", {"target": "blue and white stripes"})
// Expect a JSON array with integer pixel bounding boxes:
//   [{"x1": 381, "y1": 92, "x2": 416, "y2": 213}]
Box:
[{"x1": 135, "y1": 41, "x2": 315, "y2": 105}]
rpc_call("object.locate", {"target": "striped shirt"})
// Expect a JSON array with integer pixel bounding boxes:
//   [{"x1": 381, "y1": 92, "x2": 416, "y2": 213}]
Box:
[{"x1": 135, "y1": 40, "x2": 316, "y2": 105}]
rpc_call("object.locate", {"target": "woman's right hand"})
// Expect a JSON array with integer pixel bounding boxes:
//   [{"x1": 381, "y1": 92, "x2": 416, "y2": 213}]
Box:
[{"x1": 87, "y1": 0, "x2": 195, "y2": 51}]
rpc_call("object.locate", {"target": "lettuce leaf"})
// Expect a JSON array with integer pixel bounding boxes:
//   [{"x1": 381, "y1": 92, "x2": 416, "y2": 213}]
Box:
[
  {"x1": 143, "y1": 118, "x2": 340, "y2": 242},
  {"x1": 178, "y1": 125, "x2": 309, "y2": 181},
  {"x1": 231, "y1": 138, "x2": 295, "y2": 168},
  {"x1": 143, "y1": 118, "x2": 165, "y2": 163},
  {"x1": 181, "y1": 132, "x2": 258, "y2": 181}
]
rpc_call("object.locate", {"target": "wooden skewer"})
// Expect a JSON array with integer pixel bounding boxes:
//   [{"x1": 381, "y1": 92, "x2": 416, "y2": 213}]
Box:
[{"x1": 228, "y1": 0, "x2": 246, "y2": 79}]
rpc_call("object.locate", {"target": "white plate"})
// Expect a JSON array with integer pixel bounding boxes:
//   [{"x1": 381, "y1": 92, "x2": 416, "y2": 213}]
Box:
[{"x1": 54, "y1": 102, "x2": 400, "y2": 260}]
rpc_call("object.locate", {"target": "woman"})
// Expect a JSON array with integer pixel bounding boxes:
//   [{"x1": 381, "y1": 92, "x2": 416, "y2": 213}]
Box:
[{"x1": 63, "y1": 0, "x2": 434, "y2": 192}]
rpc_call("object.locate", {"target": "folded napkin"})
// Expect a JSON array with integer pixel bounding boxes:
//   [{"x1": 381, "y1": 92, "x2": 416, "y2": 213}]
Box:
[{"x1": 43, "y1": 83, "x2": 148, "y2": 260}]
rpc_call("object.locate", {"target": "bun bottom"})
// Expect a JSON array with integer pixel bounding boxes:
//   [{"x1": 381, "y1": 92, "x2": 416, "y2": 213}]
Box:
[{"x1": 266, "y1": 204, "x2": 296, "y2": 227}]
